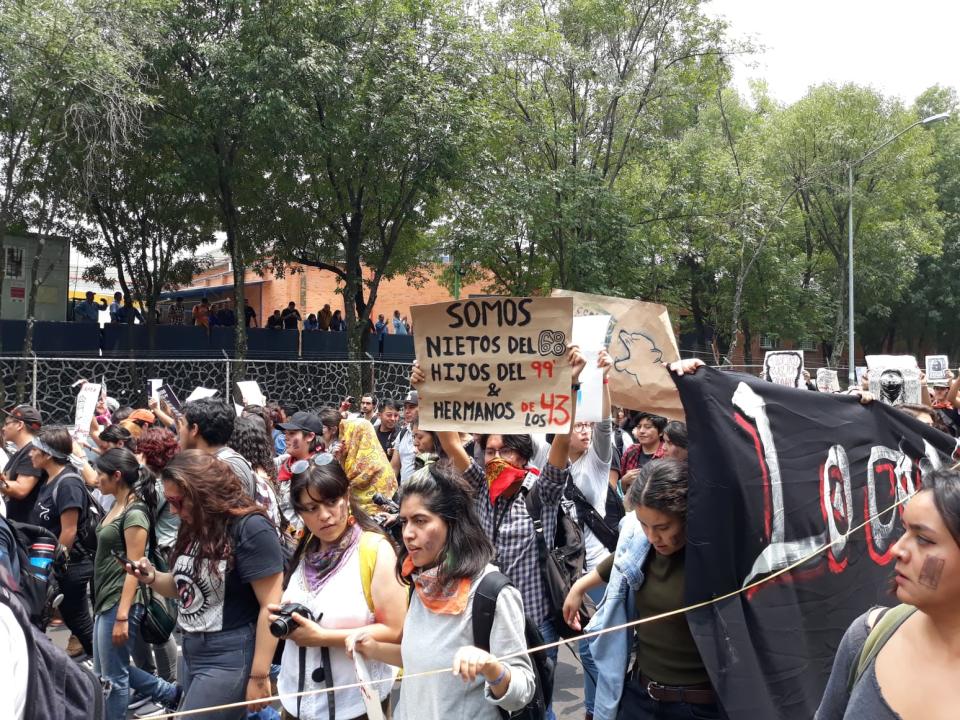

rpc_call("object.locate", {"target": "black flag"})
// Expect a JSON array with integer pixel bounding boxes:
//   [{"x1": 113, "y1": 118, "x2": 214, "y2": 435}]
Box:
[{"x1": 676, "y1": 367, "x2": 958, "y2": 720}]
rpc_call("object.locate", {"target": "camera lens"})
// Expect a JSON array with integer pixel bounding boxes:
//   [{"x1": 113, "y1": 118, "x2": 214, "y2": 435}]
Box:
[{"x1": 269, "y1": 616, "x2": 292, "y2": 638}]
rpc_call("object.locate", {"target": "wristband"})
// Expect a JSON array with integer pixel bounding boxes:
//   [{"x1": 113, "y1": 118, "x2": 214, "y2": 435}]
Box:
[
  {"x1": 116, "y1": 616, "x2": 128, "y2": 622},
  {"x1": 602, "y1": 378, "x2": 609, "y2": 385},
  {"x1": 487, "y1": 665, "x2": 508, "y2": 687},
  {"x1": 249, "y1": 673, "x2": 270, "y2": 680}
]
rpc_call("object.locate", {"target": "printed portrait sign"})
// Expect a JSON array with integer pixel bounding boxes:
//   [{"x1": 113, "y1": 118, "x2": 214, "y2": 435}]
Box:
[
  {"x1": 763, "y1": 350, "x2": 804, "y2": 388},
  {"x1": 73, "y1": 382, "x2": 101, "y2": 440},
  {"x1": 925, "y1": 355, "x2": 949, "y2": 382},
  {"x1": 866, "y1": 355, "x2": 921, "y2": 406},
  {"x1": 815, "y1": 368, "x2": 840, "y2": 393},
  {"x1": 412, "y1": 297, "x2": 574, "y2": 433},
  {"x1": 551, "y1": 289, "x2": 683, "y2": 420}
]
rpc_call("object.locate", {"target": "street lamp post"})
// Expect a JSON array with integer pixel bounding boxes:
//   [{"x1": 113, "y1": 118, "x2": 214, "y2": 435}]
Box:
[{"x1": 846, "y1": 111, "x2": 950, "y2": 386}]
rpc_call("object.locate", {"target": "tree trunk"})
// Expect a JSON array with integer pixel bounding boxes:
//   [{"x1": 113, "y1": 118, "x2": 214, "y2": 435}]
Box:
[{"x1": 742, "y1": 317, "x2": 754, "y2": 368}]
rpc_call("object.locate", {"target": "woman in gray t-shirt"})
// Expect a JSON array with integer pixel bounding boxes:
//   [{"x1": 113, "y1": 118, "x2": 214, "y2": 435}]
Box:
[{"x1": 816, "y1": 468, "x2": 960, "y2": 720}]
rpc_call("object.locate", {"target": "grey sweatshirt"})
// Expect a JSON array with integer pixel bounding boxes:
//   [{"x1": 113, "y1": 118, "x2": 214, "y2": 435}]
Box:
[{"x1": 395, "y1": 565, "x2": 536, "y2": 720}]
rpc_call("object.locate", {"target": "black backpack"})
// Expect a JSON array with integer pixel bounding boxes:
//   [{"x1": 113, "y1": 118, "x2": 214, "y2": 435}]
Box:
[
  {"x1": 472, "y1": 571, "x2": 554, "y2": 720},
  {"x1": 52, "y1": 469, "x2": 103, "y2": 558},
  {"x1": 524, "y1": 484, "x2": 594, "y2": 639},
  {"x1": 0, "y1": 584, "x2": 105, "y2": 719},
  {"x1": 5, "y1": 517, "x2": 65, "y2": 629}
]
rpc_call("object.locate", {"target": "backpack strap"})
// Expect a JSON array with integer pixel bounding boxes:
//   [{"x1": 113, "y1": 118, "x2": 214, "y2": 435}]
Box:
[
  {"x1": 358, "y1": 531, "x2": 381, "y2": 614},
  {"x1": 847, "y1": 604, "x2": 916, "y2": 693},
  {"x1": 471, "y1": 571, "x2": 512, "y2": 652}
]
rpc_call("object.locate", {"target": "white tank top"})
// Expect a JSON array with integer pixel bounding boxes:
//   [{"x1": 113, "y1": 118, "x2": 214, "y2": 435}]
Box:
[{"x1": 277, "y1": 538, "x2": 395, "y2": 719}]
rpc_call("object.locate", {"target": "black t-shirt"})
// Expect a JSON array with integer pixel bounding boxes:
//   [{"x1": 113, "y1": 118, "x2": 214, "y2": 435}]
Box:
[
  {"x1": 376, "y1": 425, "x2": 399, "y2": 453},
  {"x1": 3, "y1": 445, "x2": 46, "y2": 523},
  {"x1": 244, "y1": 305, "x2": 257, "y2": 327},
  {"x1": 30, "y1": 469, "x2": 86, "y2": 539},
  {"x1": 171, "y1": 512, "x2": 284, "y2": 633},
  {"x1": 267, "y1": 314, "x2": 283, "y2": 329},
  {"x1": 281, "y1": 309, "x2": 301, "y2": 329}
]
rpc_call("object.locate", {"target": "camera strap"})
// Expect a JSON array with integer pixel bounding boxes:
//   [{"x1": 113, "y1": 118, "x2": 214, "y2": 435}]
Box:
[{"x1": 297, "y1": 644, "x2": 335, "y2": 720}]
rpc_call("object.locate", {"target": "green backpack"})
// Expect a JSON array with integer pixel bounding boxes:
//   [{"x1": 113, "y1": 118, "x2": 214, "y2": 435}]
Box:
[{"x1": 846, "y1": 604, "x2": 916, "y2": 693}]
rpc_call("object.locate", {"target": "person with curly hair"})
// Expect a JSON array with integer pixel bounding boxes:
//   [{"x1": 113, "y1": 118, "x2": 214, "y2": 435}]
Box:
[{"x1": 123, "y1": 450, "x2": 285, "y2": 718}]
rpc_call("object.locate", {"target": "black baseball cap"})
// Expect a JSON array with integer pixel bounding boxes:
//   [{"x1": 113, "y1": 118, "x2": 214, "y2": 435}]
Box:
[
  {"x1": 1, "y1": 404, "x2": 42, "y2": 430},
  {"x1": 277, "y1": 411, "x2": 325, "y2": 435}
]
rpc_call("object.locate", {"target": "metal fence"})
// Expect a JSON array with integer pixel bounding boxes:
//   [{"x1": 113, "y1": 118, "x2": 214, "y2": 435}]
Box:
[{"x1": 0, "y1": 355, "x2": 415, "y2": 425}]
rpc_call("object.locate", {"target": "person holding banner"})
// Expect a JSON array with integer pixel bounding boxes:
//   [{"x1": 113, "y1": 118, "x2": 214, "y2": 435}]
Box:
[{"x1": 816, "y1": 468, "x2": 960, "y2": 720}]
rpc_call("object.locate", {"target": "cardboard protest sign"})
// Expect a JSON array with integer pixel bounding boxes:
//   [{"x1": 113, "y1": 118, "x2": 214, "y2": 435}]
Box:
[
  {"x1": 412, "y1": 297, "x2": 574, "y2": 433},
  {"x1": 676, "y1": 367, "x2": 957, "y2": 720},
  {"x1": 925, "y1": 355, "x2": 949, "y2": 382},
  {"x1": 73, "y1": 382, "x2": 101, "y2": 441},
  {"x1": 763, "y1": 350, "x2": 804, "y2": 387},
  {"x1": 815, "y1": 368, "x2": 840, "y2": 393},
  {"x1": 571, "y1": 314, "x2": 611, "y2": 423},
  {"x1": 234, "y1": 380, "x2": 266, "y2": 408},
  {"x1": 551, "y1": 289, "x2": 683, "y2": 420},
  {"x1": 185, "y1": 387, "x2": 218, "y2": 403},
  {"x1": 866, "y1": 355, "x2": 921, "y2": 406}
]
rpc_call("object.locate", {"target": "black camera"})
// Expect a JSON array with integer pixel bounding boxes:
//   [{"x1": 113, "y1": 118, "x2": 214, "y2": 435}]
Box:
[{"x1": 269, "y1": 603, "x2": 315, "y2": 638}]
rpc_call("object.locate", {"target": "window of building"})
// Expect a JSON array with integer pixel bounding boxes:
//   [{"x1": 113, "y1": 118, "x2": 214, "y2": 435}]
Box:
[
  {"x1": 760, "y1": 334, "x2": 779, "y2": 350},
  {"x1": 4, "y1": 247, "x2": 24, "y2": 280},
  {"x1": 799, "y1": 338, "x2": 817, "y2": 352}
]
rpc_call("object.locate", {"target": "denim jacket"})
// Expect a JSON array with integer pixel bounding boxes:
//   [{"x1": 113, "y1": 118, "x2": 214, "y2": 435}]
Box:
[{"x1": 585, "y1": 512, "x2": 651, "y2": 720}]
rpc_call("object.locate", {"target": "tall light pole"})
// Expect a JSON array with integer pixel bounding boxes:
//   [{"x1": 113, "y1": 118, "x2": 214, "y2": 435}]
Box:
[{"x1": 846, "y1": 111, "x2": 950, "y2": 386}]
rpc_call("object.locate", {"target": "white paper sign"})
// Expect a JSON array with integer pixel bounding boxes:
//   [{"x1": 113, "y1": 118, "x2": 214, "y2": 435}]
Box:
[
  {"x1": 235, "y1": 380, "x2": 267, "y2": 407},
  {"x1": 148, "y1": 378, "x2": 163, "y2": 402},
  {"x1": 234, "y1": 403, "x2": 244, "y2": 417},
  {"x1": 73, "y1": 383, "x2": 102, "y2": 440},
  {"x1": 185, "y1": 387, "x2": 219, "y2": 403},
  {"x1": 925, "y1": 355, "x2": 949, "y2": 382},
  {"x1": 816, "y1": 368, "x2": 840, "y2": 393},
  {"x1": 866, "y1": 355, "x2": 921, "y2": 406},
  {"x1": 353, "y1": 653, "x2": 386, "y2": 720},
  {"x1": 572, "y1": 315, "x2": 612, "y2": 423},
  {"x1": 763, "y1": 351, "x2": 804, "y2": 388}
]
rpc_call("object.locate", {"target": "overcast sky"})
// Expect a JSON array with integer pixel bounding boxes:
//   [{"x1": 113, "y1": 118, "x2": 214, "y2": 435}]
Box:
[{"x1": 707, "y1": 0, "x2": 960, "y2": 107}]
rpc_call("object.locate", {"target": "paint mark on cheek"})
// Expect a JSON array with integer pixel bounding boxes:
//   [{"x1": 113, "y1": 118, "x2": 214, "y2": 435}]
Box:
[{"x1": 918, "y1": 556, "x2": 946, "y2": 590}]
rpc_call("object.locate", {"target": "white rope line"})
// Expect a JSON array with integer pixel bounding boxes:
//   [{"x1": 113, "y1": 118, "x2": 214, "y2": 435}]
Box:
[{"x1": 146, "y1": 491, "x2": 914, "y2": 718}]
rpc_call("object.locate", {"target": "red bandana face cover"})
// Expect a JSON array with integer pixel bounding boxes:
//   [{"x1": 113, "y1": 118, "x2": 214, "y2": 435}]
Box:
[{"x1": 484, "y1": 457, "x2": 534, "y2": 504}]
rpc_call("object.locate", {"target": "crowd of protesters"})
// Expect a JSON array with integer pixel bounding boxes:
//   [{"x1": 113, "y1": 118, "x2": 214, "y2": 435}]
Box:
[{"x1": 0, "y1": 346, "x2": 958, "y2": 720}]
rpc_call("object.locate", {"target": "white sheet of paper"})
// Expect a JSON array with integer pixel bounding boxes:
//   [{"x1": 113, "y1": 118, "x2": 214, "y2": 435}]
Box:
[
  {"x1": 925, "y1": 355, "x2": 949, "y2": 382},
  {"x1": 353, "y1": 653, "x2": 385, "y2": 720},
  {"x1": 149, "y1": 379, "x2": 163, "y2": 401},
  {"x1": 74, "y1": 383, "x2": 101, "y2": 440},
  {"x1": 185, "y1": 387, "x2": 218, "y2": 403},
  {"x1": 235, "y1": 380, "x2": 267, "y2": 407},
  {"x1": 572, "y1": 315, "x2": 611, "y2": 423},
  {"x1": 234, "y1": 403, "x2": 244, "y2": 417}
]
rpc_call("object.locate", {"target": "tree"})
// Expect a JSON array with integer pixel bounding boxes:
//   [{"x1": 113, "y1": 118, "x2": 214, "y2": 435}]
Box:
[
  {"x1": 762, "y1": 84, "x2": 943, "y2": 366},
  {"x1": 260, "y1": 0, "x2": 487, "y2": 358}
]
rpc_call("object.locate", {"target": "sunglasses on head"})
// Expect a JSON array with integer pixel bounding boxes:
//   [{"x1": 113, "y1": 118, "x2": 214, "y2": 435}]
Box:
[{"x1": 290, "y1": 452, "x2": 336, "y2": 475}]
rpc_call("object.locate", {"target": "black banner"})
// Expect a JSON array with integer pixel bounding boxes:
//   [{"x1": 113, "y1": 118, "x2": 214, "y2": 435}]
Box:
[{"x1": 676, "y1": 368, "x2": 958, "y2": 720}]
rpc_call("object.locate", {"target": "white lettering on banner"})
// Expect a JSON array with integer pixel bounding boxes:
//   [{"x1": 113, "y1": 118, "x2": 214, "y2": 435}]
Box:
[{"x1": 732, "y1": 381, "x2": 958, "y2": 590}]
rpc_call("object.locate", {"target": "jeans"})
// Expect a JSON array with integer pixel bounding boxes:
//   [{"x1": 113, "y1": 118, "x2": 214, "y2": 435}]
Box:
[
  {"x1": 60, "y1": 557, "x2": 95, "y2": 656},
  {"x1": 616, "y1": 682, "x2": 725, "y2": 720},
  {"x1": 93, "y1": 603, "x2": 180, "y2": 720},
  {"x1": 180, "y1": 623, "x2": 256, "y2": 719},
  {"x1": 537, "y1": 616, "x2": 559, "y2": 720},
  {"x1": 580, "y1": 585, "x2": 605, "y2": 714}
]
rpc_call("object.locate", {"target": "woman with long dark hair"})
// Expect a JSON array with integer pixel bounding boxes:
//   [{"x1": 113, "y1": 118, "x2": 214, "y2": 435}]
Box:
[
  {"x1": 348, "y1": 462, "x2": 535, "y2": 719},
  {"x1": 271, "y1": 458, "x2": 407, "y2": 719},
  {"x1": 563, "y1": 457, "x2": 725, "y2": 720},
  {"x1": 124, "y1": 450, "x2": 284, "y2": 718},
  {"x1": 28, "y1": 425, "x2": 95, "y2": 657},
  {"x1": 816, "y1": 468, "x2": 960, "y2": 719},
  {"x1": 92, "y1": 448, "x2": 180, "y2": 718}
]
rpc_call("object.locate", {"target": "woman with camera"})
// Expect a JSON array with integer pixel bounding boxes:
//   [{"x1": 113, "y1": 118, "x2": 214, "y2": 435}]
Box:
[
  {"x1": 123, "y1": 450, "x2": 285, "y2": 718},
  {"x1": 347, "y1": 462, "x2": 536, "y2": 720},
  {"x1": 92, "y1": 448, "x2": 180, "y2": 719},
  {"x1": 269, "y1": 456, "x2": 408, "y2": 720}
]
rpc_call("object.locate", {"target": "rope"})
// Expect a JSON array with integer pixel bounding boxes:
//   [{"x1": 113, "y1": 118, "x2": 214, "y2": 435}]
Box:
[{"x1": 146, "y1": 490, "x2": 914, "y2": 718}]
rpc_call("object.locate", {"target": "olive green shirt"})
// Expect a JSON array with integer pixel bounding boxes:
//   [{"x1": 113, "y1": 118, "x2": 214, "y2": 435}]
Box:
[
  {"x1": 598, "y1": 547, "x2": 709, "y2": 686},
  {"x1": 92, "y1": 501, "x2": 150, "y2": 615}
]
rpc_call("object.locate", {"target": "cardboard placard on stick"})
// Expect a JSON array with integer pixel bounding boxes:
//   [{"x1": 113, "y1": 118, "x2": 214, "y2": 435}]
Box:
[
  {"x1": 763, "y1": 351, "x2": 804, "y2": 388},
  {"x1": 925, "y1": 355, "x2": 949, "y2": 382},
  {"x1": 551, "y1": 289, "x2": 683, "y2": 420},
  {"x1": 866, "y1": 355, "x2": 921, "y2": 406},
  {"x1": 412, "y1": 297, "x2": 574, "y2": 433}
]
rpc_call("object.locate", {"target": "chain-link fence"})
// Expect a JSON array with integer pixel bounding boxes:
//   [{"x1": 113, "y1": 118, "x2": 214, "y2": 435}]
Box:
[{"x1": 0, "y1": 355, "x2": 415, "y2": 425}]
